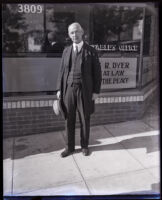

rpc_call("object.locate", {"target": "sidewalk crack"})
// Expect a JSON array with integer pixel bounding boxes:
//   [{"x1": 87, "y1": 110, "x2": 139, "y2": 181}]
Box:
[
  {"x1": 72, "y1": 155, "x2": 91, "y2": 195},
  {"x1": 11, "y1": 137, "x2": 16, "y2": 195},
  {"x1": 103, "y1": 125, "x2": 146, "y2": 170}
]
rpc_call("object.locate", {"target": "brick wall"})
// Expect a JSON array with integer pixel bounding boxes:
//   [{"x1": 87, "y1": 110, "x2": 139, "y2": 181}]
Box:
[
  {"x1": 3, "y1": 107, "x2": 64, "y2": 137},
  {"x1": 3, "y1": 84, "x2": 157, "y2": 138}
]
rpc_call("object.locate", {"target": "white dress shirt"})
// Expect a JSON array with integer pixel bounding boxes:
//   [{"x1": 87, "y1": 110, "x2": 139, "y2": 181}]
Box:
[{"x1": 73, "y1": 41, "x2": 84, "y2": 53}]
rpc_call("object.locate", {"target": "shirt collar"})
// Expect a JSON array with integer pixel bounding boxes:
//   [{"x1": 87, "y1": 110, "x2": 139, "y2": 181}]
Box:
[{"x1": 73, "y1": 41, "x2": 84, "y2": 52}]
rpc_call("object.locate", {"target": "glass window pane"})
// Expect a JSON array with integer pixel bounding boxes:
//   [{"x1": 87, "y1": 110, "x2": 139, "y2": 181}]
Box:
[
  {"x1": 2, "y1": 4, "x2": 44, "y2": 53},
  {"x1": 91, "y1": 5, "x2": 143, "y2": 54},
  {"x1": 143, "y1": 9, "x2": 151, "y2": 55},
  {"x1": 44, "y1": 4, "x2": 92, "y2": 56},
  {"x1": 93, "y1": 5, "x2": 143, "y2": 42}
]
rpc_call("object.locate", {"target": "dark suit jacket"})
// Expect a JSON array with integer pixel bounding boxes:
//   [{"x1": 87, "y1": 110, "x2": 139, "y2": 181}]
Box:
[{"x1": 56, "y1": 42, "x2": 102, "y2": 118}]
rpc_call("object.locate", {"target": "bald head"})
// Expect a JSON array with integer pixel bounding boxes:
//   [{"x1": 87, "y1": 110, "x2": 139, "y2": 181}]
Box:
[
  {"x1": 68, "y1": 22, "x2": 84, "y2": 33},
  {"x1": 68, "y1": 22, "x2": 84, "y2": 44}
]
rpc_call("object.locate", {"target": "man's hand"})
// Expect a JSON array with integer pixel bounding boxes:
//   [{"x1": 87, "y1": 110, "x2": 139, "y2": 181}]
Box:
[
  {"x1": 57, "y1": 91, "x2": 61, "y2": 99},
  {"x1": 92, "y1": 93, "x2": 99, "y2": 100}
]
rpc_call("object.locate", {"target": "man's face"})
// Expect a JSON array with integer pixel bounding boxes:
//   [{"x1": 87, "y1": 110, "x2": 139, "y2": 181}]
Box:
[{"x1": 68, "y1": 25, "x2": 83, "y2": 44}]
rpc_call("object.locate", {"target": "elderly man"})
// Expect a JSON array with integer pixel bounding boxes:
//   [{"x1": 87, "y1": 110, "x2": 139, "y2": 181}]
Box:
[{"x1": 56, "y1": 22, "x2": 102, "y2": 157}]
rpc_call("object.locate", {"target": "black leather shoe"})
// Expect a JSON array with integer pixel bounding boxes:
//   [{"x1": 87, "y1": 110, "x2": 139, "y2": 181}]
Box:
[
  {"x1": 61, "y1": 149, "x2": 74, "y2": 158},
  {"x1": 82, "y1": 148, "x2": 89, "y2": 156}
]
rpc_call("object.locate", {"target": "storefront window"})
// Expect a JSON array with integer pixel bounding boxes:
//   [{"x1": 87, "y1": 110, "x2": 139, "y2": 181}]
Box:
[
  {"x1": 2, "y1": 3, "x2": 91, "y2": 56},
  {"x1": 2, "y1": 4, "x2": 44, "y2": 54},
  {"x1": 91, "y1": 5, "x2": 143, "y2": 54},
  {"x1": 3, "y1": 3, "x2": 155, "y2": 96},
  {"x1": 42, "y1": 4, "x2": 75, "y2": 54},
  {"x1": 143, "y1": 9, "x2": 151, "y2": 55},
  {"x1": 43, "y1": 4, "x2": 92, "y2": 55}
]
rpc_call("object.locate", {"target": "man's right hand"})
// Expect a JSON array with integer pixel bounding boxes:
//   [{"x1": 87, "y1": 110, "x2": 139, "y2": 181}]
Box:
[{"x1": 56, "y1": 91, "x2": 61, "y2": 99}]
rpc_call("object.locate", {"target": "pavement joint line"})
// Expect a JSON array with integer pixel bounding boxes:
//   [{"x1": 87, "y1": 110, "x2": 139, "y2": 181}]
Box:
[
  {"x1": 12, "y1": 130, "x2": 65, "y2": 140},
  {"x1": 144, "y1": 167, "x2": 160, "y2": 181},
  {"x1": 141, "y1": 119, "x2": 159, "y2": 131},
  {"x1": 103, "y1": 125, "x2": 116, "y2": 137},
  {"x1": 102, "y1": 123, "x2": 160, "y2": 172},
  {"x1": 60, "y1": 130, "x2": 66, "y2": 143},
  {"x1": 11, "y1": 137, "x2": 16, "y2": 195},
  {"x1": 12, "y1": 180, "x2": 89, "y2": 196},
  {"x1": 12, "y1": 151, "x2": 67, "y2": 160},
  {"x1": 120, "y1": 143, "x2": 159, "y2": 172},
  {"x1": 80, "y1": 167, "x2": 160, "y2": 183},
  {"x1": 103, "y1": 125, "x2": 150, "y2": 170},
  {"x1": 10, "y1": 129, "x2": 90, "y2": 195},
  {"x1": 72, "y1": 155, "x2": 92, "y2": 195},
  {"x1": 8, "y1": 104, "x2": 159, "y2": 195}
]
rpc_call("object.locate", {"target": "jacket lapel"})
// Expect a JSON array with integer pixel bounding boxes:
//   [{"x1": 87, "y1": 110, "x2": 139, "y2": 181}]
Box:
[
  {"x1": 64, "y1": 45, "x2": 72, "y2": 69},
  {"x1": 83, "y1": 42, "x2": 88, "y2": 56},
  {"x1": 81, "y1": 42, "x2": 89, "y2": 70},
  {"x1": 81, "y1": 42, "x2": 87, "y2": 70}
]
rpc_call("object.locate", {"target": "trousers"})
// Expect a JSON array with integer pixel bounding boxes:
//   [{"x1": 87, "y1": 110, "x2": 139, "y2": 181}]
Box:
[{"x1": 64, "y1": 83, "x2": 90, "y2": 151}]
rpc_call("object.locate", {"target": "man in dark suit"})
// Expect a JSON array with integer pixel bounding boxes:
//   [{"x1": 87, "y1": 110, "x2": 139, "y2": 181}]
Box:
[{"x1": 56, "y1": 22, "x2": 102, "y2": 157}]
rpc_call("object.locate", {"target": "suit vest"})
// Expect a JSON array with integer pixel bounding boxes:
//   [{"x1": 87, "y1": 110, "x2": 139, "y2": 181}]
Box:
[{"x1": 67, "y1": 48, "x2": 83, "y2": 85}]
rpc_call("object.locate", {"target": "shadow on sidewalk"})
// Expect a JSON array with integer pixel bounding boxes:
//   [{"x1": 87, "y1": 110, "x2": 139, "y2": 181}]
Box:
[
  {"x1": 88, "y1": 134, "x2": 159, "y2": 155},
  {"x1": 3, "y1": 128, "x2": 159, "y2": 160},
  {"x1": 3, "y1": 99, "x2": 160, "y2": 160}
]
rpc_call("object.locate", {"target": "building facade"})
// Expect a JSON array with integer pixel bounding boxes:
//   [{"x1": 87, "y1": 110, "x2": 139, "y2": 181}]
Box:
[{"x1": 2, "y1": 3, "x2": 159, "y2": 137}]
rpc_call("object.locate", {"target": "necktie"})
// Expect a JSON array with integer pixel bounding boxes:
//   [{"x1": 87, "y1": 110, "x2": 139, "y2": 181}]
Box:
[{"x1": 75, "y1": 45, "x2": 78, "y2": 54}]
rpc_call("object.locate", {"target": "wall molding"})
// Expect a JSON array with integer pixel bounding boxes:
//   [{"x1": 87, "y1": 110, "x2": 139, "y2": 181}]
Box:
[{"x1": 3, "y1": 85, "x2": 157, "y2": 109}]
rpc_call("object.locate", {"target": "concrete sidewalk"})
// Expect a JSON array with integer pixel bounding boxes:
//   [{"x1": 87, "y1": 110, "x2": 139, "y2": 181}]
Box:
[{"x1": 3, "y1": 101, "x2": 160, "y2": 196}]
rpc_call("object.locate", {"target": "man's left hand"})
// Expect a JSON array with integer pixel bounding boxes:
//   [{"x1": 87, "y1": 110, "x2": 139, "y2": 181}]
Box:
[{"x1": 92, "y1": 93, "x2": 99, "y2": 100}]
